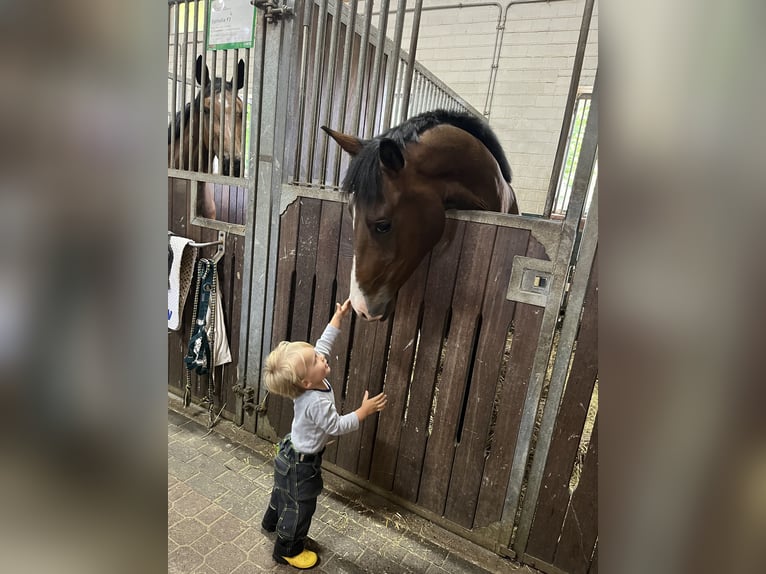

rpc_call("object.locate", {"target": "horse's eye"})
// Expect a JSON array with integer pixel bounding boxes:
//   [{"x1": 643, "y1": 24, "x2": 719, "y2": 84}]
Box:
[{"x1": 374, "y1": 220, "x2": 391, "y2": 234}]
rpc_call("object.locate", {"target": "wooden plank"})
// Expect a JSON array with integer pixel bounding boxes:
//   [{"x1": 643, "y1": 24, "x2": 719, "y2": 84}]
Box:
[
  {"x1": 308, "y1": 201, "x2": 343, "y2": 346},
  {"x1": 525, "y1": 253, "x2": 598, "y2": 562},
  {"x1": 393, "y1": 220, "x2": 467, "y2": 502},
  {"x1": 418, "y1": 223, "x2": 496, "y2": 515},
  {"x1": 335, "y1": 313, "x2": 380, "y2": 473},
  {"x1": 168, "y1": 178, "x2": 190, "y2": 393},
  {"x1": 356, "y1": 318, "x2": 393, "y2": 479},
  {"x1": 553, "y1": 419, "x2": 598, "y2": 574},
  {"x1": 277, "y1": 198, "x2": 323, "y2": 436},
  {"x1": 260, "y1": 200, "x2": 299, "y2": 440},
  {"x1": 473, "y1": 236, "x2": 548, "y2": 527},
  {"x1": 323, "y1": 206, "x2": 354, "y2": 464},
  {"x1": 220, "y1": 184, "x2": 231, "y2": 223},
  {"x1": 368, "y1": 258, "x2": 429, "y2": 490},
  {"x1": 443, "y1": 227, "x2": 530, "y2": 528}
]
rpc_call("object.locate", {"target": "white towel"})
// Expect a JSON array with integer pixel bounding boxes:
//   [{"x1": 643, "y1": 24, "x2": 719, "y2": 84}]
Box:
[
  {"x1": 206, "y1": 273, "x2": 232, "y2": 366},
  {"x1": 168, "y1": 235, "x2": 198, "y2": 331}
]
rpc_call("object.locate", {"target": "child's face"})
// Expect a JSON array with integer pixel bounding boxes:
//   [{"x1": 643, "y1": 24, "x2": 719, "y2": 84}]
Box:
[{"x1": 301, "y1": 347, "x2": 330, "y2": 389}]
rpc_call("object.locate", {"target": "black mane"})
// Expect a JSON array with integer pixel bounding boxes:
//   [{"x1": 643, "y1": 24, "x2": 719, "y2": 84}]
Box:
[
  {"x1": 342, "y1": 110, "x2": 512, "y2": 206},
  {"x1": 168, "y1": 77, "x2": 228, "y2": 144}
]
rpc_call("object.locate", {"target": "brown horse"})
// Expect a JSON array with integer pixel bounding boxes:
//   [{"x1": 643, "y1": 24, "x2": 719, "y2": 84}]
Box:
[
  {"x1": 323, "y1": 110, "x2": 518, "y2": 321},
  {"x1": 168, "y1": 55, "x2": 245, "y2": 219}
]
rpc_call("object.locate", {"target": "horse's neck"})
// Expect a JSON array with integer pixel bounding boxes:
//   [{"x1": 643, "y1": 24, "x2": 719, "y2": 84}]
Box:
[{"x1": 415, "y1": 127, "x2": 508, "y2": 212}]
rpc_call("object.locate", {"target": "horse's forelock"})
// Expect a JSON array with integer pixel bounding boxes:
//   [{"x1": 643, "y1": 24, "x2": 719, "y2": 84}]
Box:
[{"x1": 343, "y1": 141, "x2": 384, "y2": 209}]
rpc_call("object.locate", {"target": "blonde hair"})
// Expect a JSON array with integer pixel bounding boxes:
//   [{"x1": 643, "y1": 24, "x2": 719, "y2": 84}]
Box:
[{"x1": 263, "y1": 341, "x2": 314, "y2": 399}]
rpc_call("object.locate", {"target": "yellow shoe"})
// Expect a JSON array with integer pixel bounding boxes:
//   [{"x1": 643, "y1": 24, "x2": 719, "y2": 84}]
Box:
[{"x1": 275, "y1": 549, "x2": 318, "y2": 569}]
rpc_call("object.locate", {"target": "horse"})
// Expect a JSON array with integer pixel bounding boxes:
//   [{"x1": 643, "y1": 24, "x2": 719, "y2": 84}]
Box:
[
  {"x1": 322, "y1": 109, "x2": 518, "y2": 321},
  {"x1": 168, "y1": 55, "x2": 245, "y2": 219}
]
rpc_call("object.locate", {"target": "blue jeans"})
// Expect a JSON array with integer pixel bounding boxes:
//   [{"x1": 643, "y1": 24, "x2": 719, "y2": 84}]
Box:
[{"x1": 262, "y1": 436, "x2": 324, "y2": 558}]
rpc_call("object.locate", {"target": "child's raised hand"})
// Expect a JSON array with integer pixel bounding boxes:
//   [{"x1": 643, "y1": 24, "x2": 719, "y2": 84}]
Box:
[
  {"x1": 330, "y1": 298, "x2": 353, "y2": 328},
  {"x1": 335, "y1": 298, "x2": 352, "y2": 317},
  {"x1": 356, "y1": 390, "x2": 387, "y2": 421}
]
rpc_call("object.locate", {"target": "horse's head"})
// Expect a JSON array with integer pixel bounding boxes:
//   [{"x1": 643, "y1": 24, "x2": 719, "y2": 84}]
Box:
[
  {"x1": 195, "y1": 55, "x2": 245, "y2": 177},
  {"x1": 322, "y1": 127, "x2": 446, "y2": 321}
]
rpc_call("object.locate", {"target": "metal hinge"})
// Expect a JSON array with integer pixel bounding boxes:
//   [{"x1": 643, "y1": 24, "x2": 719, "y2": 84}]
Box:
[
  {"x1": 251, "y1": 0, "x2": 294, "y2": 24},
  {"x1": 232, "y1": 383, "x2": 256, "y2": 413}
]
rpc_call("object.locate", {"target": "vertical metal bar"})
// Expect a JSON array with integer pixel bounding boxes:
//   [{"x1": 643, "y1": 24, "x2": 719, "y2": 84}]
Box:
[
  {"x1": 170, "y1": 3, "x2": 180, "y2": 168},
  {"x1": 197, "y1": 2, "x2": 210, "y2": 172},
  {"x1": 332, "y1": 0, "x2": 359, "y2": 185},
  {"x1": 305, "y1": 0, "x2": 330, "y2": 182},
  {"x1": 179, "y1": 1, "x2": 190, "y2": 169},
  {"x1": 513, "y1": 182, "x2": 599, "y2": 556},
  {"x1": 501, "y1": 74, "x2": 599, "y2": 549},
  {"x1": 413, "y1": 70, "x2": 424, "y2": 116},
  {"x1": 543, "y1": 0, "x2": 595, "y2": 218},
  {"x1": 381, "y1": 0, "x2": 407, "y2": 131},
  {"x1": 229, "y1": 48, "x2": 239, "y2": 176},
  {"x1": 400, "y1": 0, "x2": 423, "y2": 122},
  {"x1": 188, "y1": 0, "x2": 200, "y2": 170},
  {"x1": 240, "y1": 48, "x2": 251, "y2": 178},
  {"x1": 208, "y1": 52, "x2": 218, "y2": 172},
  {"x1": 319, "y1": 0, "x2": 344, "y2": 185},
  {"x1": 554, "y1": 96, "x2": 587, "y2": 215},
  {"x1": 351, "y1": 0, "x2": 374, "y2": 137},
  {"x1": 293, "y1": 0, "x2": 315, "y2": 182},
  {"x1": 364, "y1": 0, "x2": 390, "y2": 138},
  {"x1": 392, "y1": 60, "x2": 404, "y2": 124},
  {"x1": 219, "y1": 50, "x2": 228, "y2": 175}
]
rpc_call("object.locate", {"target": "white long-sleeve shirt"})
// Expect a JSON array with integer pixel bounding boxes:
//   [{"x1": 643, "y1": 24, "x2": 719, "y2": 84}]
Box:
[{"x1": 289, "y1": 324, "x2": 359, "y2": 454}]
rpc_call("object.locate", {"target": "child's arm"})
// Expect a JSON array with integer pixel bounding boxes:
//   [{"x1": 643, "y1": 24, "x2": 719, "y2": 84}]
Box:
[
  {"x1": 307, "y1": 390, "x2": 388, "y2": 436},
  {"x1": 315, "y1": 299, "x2": 352, "y2": 357}
]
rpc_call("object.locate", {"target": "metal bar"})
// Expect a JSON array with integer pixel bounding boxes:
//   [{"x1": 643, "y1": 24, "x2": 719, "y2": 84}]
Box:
[
  {"x1": 305, "y1": 0, "x2": 330, "y2": 182},
  {"x1": 364, "y1": 0, "x2": 390, "y2": 138},
  {"x1": 332, "y1": 0, "x2": 359, "y2": 185},
  {"x1": 319, "y1": 0, "x2": 344, "y2": 185},
  {"x1": 240, "y1": 48, "x2": 251, "y2": 178},
  {"x1": 292, "y1": 0, "x2": 314, "y2": 182},
  {"x1": 179, "y1": 0, "x2": 190, "y2": 169},
  {"x1": 170, "y1": 3, "x2": 180, "y2": 168},
  {"x1": 197, "y1": 3, "x2": 210, "y2": 173},
  {"x1": 208, "y1": 52, "x2": 218, "y2": 172},
  {"x1": 381, "y1": 0, "x2": 407, "y2": 131},
  {"x1": 512, "y1": 183, "x2": 598, "y2": 556},
  {"x1": 229, "y1": 48, "x2": 239, "y2": 176},
  {"x1": 188, "y1": 0, "x2": 200, "y2": 170},
  {"x1": 543, "y1": 0, "x2": 595, "y2": 218},
  {"x1": 351, "y1": 0, "x2": 374, "y2": 136},
  {"x1": 400, "y1": 0, "x2": 423, "y2": 122},
  {"x1": 500, "y1": 74, "x2": 598, "y2": 549},
  {"x1": 167, "y1": 169, "x2": 246, "y2": 186},
  {"x1": 219, "y1": 50, "x2": 228, "y2": 175}
]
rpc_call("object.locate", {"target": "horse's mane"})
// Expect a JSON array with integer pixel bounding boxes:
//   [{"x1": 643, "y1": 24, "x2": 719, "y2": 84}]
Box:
[
  {"x1": 343, "y1": 110, "x2": 512, "y2": 207},
  {"x1": 167, "y1": 78, "x2": 227, "y2": 144}
]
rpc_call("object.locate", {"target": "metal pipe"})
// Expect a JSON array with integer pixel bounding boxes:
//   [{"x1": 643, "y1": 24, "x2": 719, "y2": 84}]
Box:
[
  {"x1": 170, "y1": 3, "x2": 180, "y2": 168},
  {"x1": 240, "y1": 48, "x2": 251, "y2": 178},
  {"x1": 219, "y1": 50, "x2": 228, "y2": 175},
  {"x1": 197, "y1": 2, "x2": 210, "y2": 172},
  {"x1": 400, "y1": 0, "x2": 423, "y2": 121},
  {"x1": 229, "y1": 49, "x2": 239, "y2": 176},
  {"x1": 351, "y1": 0, "x2": 375, "y2": 137},
  {"x1": 306, "y1": 0, "x2": 330, "y2": 182},
  {"x1": 333, "y1": 0, "x2": 359, "y2": 185},
  {"x1": 319, "y1": 0, "x2": 344, "y2": 185},
  {"x1": 364, "y1": 0, "x2": 391, "y2": 138},
  {"x1": 543, "y1": 0, "x2": 596, "y2": 218},
  {"x1": 382, "y1": 0, "x2": 408, "y2": 131},
  {"x1": 179, "y1": 0, "x2": 190, "y2": 169},
  {"x1": 188, "y1": 0, "x2": 200, "y2": 170},
  {"x1": 292, "y1": 0, "x2": 315, "y2": 182},
  {"x1": 208, "y1": 52, "x2": 218, "y2": 172}
]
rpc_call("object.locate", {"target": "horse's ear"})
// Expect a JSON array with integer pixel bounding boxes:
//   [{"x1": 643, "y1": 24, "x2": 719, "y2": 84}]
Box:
[
  {"x1": 321, "y1": 126, "x2": 364, "y2": 156},
  {"x1": 195, "y1": 55, "x2": 211, "y2": 87},
  {"x1": 379, "y1": 138, "x2": 404, "y2": 173},
  {"x1": 234, "y1": 59, "x2": 245, "y2": 90}
]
